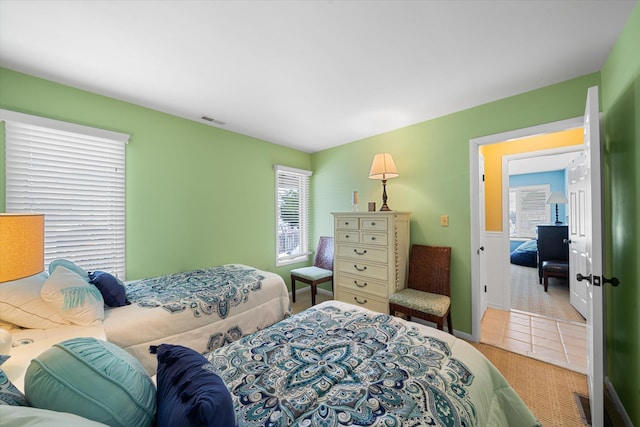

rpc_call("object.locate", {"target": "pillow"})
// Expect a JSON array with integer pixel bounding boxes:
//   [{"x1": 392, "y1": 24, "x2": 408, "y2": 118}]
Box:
[
  {"x1": 88, "y1": 271, "x2": 129, "y2": 307},
  {"x1": 0, "y1": 406, "x2": 109, "y2": 426},
  {"x1": 0, "y1": 355, "x2": 28, "y2": 406},
  {"x1": 40, "y1": 266, "x2": 104, "y2": 326},
  {"x1": 25, "y1": 337, "x2": 156, "y2": 427},
  {"x1": 48, "y1": 259, "x2": 89, "y2": 282},
  {"x1": 0, "y1": 272, "x2": 70, "y2": 329},
  {"x1": 151, "y1": 344, "x2": 235, "y2": 427}
]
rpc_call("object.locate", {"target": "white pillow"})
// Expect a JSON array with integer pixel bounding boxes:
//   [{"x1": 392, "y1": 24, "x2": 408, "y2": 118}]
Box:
[
  {"x1": 0, "y1": 406, "x2": 108, "y2": 426},
  {"x1": 0, "y1": 272, "x2": 70, "y2": 329},
  {"x1": 41, "y1": 266, "x2": 104, "y2": 326}
]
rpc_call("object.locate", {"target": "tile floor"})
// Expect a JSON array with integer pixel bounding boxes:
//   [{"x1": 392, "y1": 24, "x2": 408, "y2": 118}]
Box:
[{"x1": 481, "y1": 307, "x2": 588, "y2": 374}]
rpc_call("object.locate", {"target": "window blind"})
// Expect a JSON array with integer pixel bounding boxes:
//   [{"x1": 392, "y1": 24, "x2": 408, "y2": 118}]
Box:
[
  {"x1": 1, "y1": 109, "x2": 129, "y2": 279},
  {"x1": 509, "y1": 184, "x2": 550, "y2": 239},
  {"x1": 274, "y1": 164, "x2": 312, "y2": 266}
]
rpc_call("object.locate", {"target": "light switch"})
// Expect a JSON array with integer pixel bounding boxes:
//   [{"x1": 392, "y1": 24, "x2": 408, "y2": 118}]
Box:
[{"x1": 440, "y1": 215, "x2": 449, "y2": 227}]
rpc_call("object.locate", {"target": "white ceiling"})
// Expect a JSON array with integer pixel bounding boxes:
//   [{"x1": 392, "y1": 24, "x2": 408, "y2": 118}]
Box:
[{"x1": 0, "y1": 1, "x2": 636, "y2": 153}]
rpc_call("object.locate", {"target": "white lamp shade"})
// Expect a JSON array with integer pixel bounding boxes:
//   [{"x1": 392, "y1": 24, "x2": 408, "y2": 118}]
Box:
[
  {"x1": 545, "y1": 192, "x2": 568, "y2": 204},
  {"x1": 368, "y1": 153, "x2": 399, "y2": 180}
]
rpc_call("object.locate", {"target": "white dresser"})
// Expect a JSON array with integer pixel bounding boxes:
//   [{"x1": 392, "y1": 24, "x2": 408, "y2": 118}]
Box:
[{"x1": 331, "y1": 211, "x2": 410, "y2": 313}]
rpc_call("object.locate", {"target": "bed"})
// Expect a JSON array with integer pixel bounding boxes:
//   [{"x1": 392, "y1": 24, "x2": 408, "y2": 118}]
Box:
[
  {"x1": 0, "y1": 263, "x2": 290, "y2": 375},
  {"x1": 107, "y1": 264, "x2": 290, "y2": 373},
  {"x1": 205, "y1": 300, "x2": 540, "y2": 426}
]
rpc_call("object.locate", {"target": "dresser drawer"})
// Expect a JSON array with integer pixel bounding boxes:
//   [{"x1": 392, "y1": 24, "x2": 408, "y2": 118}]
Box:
[
  {"x1": 360, "y1": 232, "x2": 388, "y2": 246},
  {"x1": 335, "y1": 288, "x2": 389, "y2": 314},
  {"x1": 336, "y1": 244, "x2": 387, "y2": 263},
  {"x1": 360, "y1": 217, "x2": 388, "y2": 231},
  {"x1": 335, "y1": 216, "x2": 359, "y2": 230},
  {"x1": 336, "y1": 231, "x2": 360, "y2": 244},
  {"x1": 336, "y1": 260, "x2": 387, "y2": 280},
  {"x1": 337, "y1": 273, "x2": 387, "y2": 298}
]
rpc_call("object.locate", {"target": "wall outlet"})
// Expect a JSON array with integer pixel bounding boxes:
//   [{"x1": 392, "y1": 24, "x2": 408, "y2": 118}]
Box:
[{"x1": 440, "y1": 215, "x2": 449, "y2": 227}]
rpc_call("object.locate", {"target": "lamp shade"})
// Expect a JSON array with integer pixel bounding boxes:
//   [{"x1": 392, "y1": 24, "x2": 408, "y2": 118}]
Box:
[
  {"x1": 545, "y1": 192, "x2": 568, "y2": 204},
  {"x1": 0, "y1": 213, "x2": 45, "y2": 283},
  {"x1": 368, "y1": 153, "x2": 399, "y2": 180}
]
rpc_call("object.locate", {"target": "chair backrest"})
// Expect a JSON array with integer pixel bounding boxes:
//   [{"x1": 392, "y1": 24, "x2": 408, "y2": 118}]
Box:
[
  {"x1": 407, "y1": 244, "x2": 451, "y2": 296},
  {"x1": 313, "y1": 236, "x2": 334, "y2": 271}
]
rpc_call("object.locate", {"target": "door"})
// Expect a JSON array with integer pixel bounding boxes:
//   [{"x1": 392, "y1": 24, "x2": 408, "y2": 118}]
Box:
[
  {"x1": 580, "y1": 86, "x2": 605, "y2": 426},
  {"x1": 567, "y1": 153, "x2": 588, "y2": 319},
  {"x1": 479, "y1": 153, "x2": 488, "y2": 317}
]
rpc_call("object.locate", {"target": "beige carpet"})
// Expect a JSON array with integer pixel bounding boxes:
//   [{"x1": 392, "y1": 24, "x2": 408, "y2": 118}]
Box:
[
  {"x1": 511, "y1": 264, "x2": 585, "y2": 324},
  {"x1": 472, "y1": 342, "x2": 589, "y2": 426}
]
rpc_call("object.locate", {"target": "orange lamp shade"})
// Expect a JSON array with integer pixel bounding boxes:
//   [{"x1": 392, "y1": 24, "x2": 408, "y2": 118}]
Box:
[{"x1": 0, "y1": 213, "x2": 45, "y2": 283}]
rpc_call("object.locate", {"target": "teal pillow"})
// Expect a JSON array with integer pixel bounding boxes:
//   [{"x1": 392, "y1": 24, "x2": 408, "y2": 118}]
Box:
[
  {"x1": 25, "y1": 338, "x2": 156, "y2": 427},
  {"x1": 48, "y1": 259, "x2": 89, "y2": 282}
]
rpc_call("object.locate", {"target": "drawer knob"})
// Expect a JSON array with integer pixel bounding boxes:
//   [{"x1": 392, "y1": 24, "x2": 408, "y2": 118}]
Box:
[
  {"x1": 354, "y1": 280, "x2": 367, "y2": 288},
  {"x1": 354, "y1": 297, "x2": 367, "y2": 305},
  {"x1": 370, "y1": 222, "x2": 376, "y2": 226},
  {"x1": 344, "y1": 222, "x2": 349, "y2": 226},
  {"x1": 354, "y1": 264, "x2": 367, "y2": 272},
  {"x1": 371, "y1": 237, "x2": 376, "y2": 241},
  {"x1": 354, "y1": 249, "x2": 367, "y2": 255}
]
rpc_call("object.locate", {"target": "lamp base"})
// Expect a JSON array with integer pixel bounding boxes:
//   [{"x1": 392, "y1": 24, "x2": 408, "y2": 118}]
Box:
[{"x1": 379, "y1": 179, "x2": 392, "y2": 211}]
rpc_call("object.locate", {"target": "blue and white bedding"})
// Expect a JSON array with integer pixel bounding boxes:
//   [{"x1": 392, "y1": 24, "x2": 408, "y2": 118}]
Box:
[
  {"x1": 206, "y1": 300, "x2": 540, "y2": 427},
  {"x1": 104, "y1": 264, "x2": 290, "y2": 374}
]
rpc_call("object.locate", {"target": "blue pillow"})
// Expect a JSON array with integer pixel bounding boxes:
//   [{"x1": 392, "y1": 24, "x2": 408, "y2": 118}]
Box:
[
  {"x1": 150, "y1": 344, "x2": 235, "y2": 427},
  {"x1": 88, "y1": 271, "x2": 129, "y2": 307},
  {"x1": 0, "y1": 355, "x2": 28, "y2": 407}
]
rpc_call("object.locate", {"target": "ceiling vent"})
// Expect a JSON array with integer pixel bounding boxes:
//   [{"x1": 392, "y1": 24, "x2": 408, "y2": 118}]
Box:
[{"x1": 200, "y1": 115, "x2": 226, "y2": 126}]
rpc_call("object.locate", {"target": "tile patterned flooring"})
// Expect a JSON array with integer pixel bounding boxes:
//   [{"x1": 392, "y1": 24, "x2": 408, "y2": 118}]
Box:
[{"x1": 481, "y1": 307, "x2": 588, "y2": 374}]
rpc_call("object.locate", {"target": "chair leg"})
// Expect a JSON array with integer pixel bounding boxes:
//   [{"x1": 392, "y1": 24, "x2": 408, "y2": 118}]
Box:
[
  {"x1": 543, "y1": 273, "x2": 549, "y2": 292},
  {"x1": 291, "y1": 278, "x2": 296, "y2": 302},
  {"x1": 311, "y1": 284, "x2": 316, "y2": 306},
  {"x1": 447, "y1": 313, "x2": 453, "y2": 335}
]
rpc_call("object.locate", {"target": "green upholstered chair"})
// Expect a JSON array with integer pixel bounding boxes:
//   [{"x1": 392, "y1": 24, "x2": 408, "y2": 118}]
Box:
[
  {"x1": 290, "y1": 236, "x2": 334, "y2": 306},
  {"x1": 389, "y1": 244, "x2": 453, "y2": 334}
]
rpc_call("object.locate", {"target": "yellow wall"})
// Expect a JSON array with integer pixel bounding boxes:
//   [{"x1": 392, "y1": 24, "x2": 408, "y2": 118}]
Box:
[{"x1": 480, "y1": 128, "x2": 584, "y2": 231}]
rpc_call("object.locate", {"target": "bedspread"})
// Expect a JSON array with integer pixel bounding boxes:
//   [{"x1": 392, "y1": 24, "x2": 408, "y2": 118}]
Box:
[{"x1": 206, "y1": 300, "x2": 539, "y2": 426}]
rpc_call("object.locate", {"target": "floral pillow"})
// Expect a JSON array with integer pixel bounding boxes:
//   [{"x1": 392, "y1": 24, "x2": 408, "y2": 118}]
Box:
[{"x1": 0, "y1": 355, "x2": 28, "y2": 406}]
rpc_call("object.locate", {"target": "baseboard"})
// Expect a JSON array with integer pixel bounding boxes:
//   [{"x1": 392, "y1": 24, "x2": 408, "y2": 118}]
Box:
[{"x1": 605, "y1": 376, "x2": 633, "y2": 427}]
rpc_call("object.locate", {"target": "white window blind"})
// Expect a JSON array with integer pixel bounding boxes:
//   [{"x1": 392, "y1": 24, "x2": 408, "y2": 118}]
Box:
[
  {"x1": 274, "y1": 164, "x2": 312, "y2": 266},
  {"x1": 508, "y1": 184, "x2": 550, "y2": 239},
  {"x1": 1, "y1": 109, "x2": 129, "y2": 279}
]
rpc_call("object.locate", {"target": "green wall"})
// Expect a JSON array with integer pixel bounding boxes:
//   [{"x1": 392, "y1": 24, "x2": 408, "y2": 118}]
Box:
[
  {"x1": 0, "y1": 68, "x2": 311, "y2": 281},
  {"x1": 311, "y1": 74, "x2": 600, "y2": 335},
  {"x1": 601, "y1": 2, "x2": 640, "y2": 423}
]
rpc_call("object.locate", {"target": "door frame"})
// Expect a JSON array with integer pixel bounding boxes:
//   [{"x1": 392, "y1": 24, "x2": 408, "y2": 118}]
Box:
[{"x1": 469, "y1": 116, "x2": 584, "y2": 340}]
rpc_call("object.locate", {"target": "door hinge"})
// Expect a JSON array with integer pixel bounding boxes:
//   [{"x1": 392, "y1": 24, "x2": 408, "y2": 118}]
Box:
[
  {"x1": 484, "y1": 285, "x2": 487, "y2": 292},
  {"x1": 593, "y1": 275, "x2": 601, "y2": 286}
]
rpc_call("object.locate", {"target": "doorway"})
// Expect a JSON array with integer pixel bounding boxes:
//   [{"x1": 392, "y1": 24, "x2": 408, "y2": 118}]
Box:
[{"x1": 469, "y1": 117, "x2": 589, "y2": 372}]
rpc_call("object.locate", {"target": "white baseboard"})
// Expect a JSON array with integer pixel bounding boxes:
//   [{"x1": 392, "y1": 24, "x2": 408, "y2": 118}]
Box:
[{"x1": 605, "y1": 376, "x2": 633, "y2": 426}]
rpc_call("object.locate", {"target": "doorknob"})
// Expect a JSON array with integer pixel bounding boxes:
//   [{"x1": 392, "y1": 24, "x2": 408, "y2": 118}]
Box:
[
  {"x1": 563, "y1": 239, "x2": 572, "y2": 244},
  {"x1": 477, "y1": 246, "x2": 485, "y2": 255},
  {"x1": 576, "y1": 273, "x2": 592, "y2": 283},
  {"x1": 603, "y1": 275, "x2": 620, "y2": 287}
]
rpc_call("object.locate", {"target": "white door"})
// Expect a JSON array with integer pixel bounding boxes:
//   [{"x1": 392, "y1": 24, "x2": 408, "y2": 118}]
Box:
[
  {"x1": 479, "y1": 153, "x2": 488, "y2": 317},
  {"x1": 581, "y1": 86, "x2": 605, "y2": 427},
  {"x1": 567, "y1": 153, "x2": 588, "y2": 319}
]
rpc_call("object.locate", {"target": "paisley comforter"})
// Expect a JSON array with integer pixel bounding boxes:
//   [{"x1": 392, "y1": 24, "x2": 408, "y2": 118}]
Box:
[
  {"x1": 104, "y1": 264, "x2": 290, "y2": 374},
  {"x1": 206, "y1": 300, "x2": 539, "y2": 427}
]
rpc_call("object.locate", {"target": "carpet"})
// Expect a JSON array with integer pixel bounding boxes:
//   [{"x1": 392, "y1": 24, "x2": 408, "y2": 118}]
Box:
[
  {"x1": 511, "y1": 264, "x2": 585, "y2": 324},
  {"x1": 472, "y1": 342, "x2": 589, "y2": 426}
]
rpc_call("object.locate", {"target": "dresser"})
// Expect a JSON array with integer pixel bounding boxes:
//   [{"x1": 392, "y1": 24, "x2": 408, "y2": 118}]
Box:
[{"x1": 331, "y1": 212, "x2": 410, "y2": 313}]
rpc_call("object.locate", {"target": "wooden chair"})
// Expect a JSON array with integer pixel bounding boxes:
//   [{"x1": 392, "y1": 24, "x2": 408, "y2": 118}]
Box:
[
  {"x1": 290, "y1": 236, "x2": 334, "y2": 306},
  {"x1": 389, "y1": 244, "x2": 453, "y2": 334}
]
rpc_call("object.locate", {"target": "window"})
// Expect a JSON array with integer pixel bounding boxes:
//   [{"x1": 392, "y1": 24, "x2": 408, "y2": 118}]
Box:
[
  {"x1": 274, "y1": 164, "x2": 312, "y2": 266},
  {"x1": 1, "y1": 109, "x2": 129, "y2": 279},
  {"x1": 508, "y1": 184, "x2": 550, "y2": 239}
]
